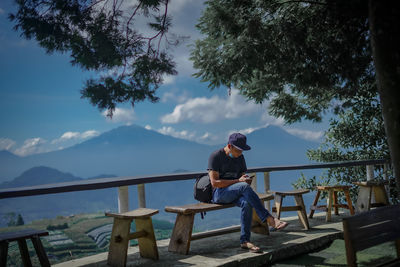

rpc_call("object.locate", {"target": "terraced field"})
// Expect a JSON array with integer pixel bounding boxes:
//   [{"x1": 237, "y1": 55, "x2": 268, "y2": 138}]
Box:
[{"x1": 0, "y1": 213, "x2": 173, "y2": 266}]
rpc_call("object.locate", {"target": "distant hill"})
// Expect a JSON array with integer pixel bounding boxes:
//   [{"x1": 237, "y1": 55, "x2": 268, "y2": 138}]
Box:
[
  {"x1": 0, "y1": 167, "x2": 118, "y2": 224},
  {"x1": 0, "y1": 124, "x2": 318, "y2": 182},
  {"x1": 0, "y1": 166, "x2": 82, "y2": 189}
]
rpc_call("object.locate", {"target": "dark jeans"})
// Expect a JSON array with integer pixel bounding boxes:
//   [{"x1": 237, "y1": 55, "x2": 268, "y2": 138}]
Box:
[{"x1": 212, "y1": 182, "x2": 272, "y2": 243}]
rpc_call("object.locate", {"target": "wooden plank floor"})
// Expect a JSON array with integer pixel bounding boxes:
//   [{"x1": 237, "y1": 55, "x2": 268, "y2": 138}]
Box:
[{"x1": 54, "y1": 212, "x2": 346, "y2": 267}]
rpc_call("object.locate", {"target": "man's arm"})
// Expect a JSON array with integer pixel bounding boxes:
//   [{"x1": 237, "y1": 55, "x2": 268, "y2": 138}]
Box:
[{"x1": 208, "y1": 170, "x2": 250, "y2": 188}]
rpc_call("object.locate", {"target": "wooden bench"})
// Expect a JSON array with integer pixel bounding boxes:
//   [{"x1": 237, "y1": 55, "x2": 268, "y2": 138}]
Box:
[
  {"x1": 105, "y1": 208, "x2": 159, "y2": 266},
  {"x1": 343, "y1": 204, "x2": 400, "y2": 267},
  {"x1": 165, "y1": 192, "x2": 274, "y2": 254},
  {"x1": 0, "y1": 228, "x2": 50, "y2": 267}
]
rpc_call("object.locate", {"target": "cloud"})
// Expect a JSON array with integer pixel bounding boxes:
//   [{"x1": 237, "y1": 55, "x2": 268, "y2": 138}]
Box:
[
  {"x1": 103, "y1": 107, "x2": 136, "y2": 124},
  {"x1": 161, "y1": 90, "x2": 189, "y2": 103},
  {"x1": 260, "y1": 112, "x2": 285, "y2": 126},
  {"x1": 51, "y1": 130, "x2": 100, "y2": 144},
  {"x1": 157, "y1": 126, "x2": 196, "y2": 140},
  {"x1": 81, "y1": 130, "x2": 99, "y2": 139},
  {"x1": 284, "y1": 128, "x2": 324, "y2": 141},
  {"x1": 232, "y1": 125, "x2": 267, "y2": 136},
  {"x1": 162, "y1": 74, "x2": 176, "y2": 85},
  {"x1": 0, "y1": 138, "x2": 16, "y2": 151},
  {"x1": 14, "y1": 138, "x2": 47, "y2": 156},
  {"x1": 161, "y1": 89, "x2": 261, "y2": 124}
]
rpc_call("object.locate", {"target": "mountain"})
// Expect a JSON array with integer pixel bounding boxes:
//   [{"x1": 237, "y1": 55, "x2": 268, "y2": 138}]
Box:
[
  {"x1": 0, "y1": 125, "x2": 217, "y2": 182},
  {"x1": 0, "y1": 125, "x2": 319, "y2": 183},
  {"x1": 0, "y1": 166, "x2": 81, "y2": 189},
  {"x1": 245, "y1": 126, "x2": 318, "y2": 166},
  {"x1": 0, "y1": 167, "x2": 119, "y2": 225},
  {"x1": 0, "y1": 126, "x2": 321, "y2": 228}
]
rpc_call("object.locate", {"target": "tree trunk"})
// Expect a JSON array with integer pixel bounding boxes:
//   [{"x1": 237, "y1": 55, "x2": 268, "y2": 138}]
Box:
[{"x1": 369, "y1": 0, "x2": 400, "y2": 199}]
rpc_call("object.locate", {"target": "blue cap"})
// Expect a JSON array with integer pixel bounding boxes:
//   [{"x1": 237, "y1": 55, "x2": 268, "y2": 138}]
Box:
[{"x1": 228, "y1": 133, "x2": 251, "y2": 151}]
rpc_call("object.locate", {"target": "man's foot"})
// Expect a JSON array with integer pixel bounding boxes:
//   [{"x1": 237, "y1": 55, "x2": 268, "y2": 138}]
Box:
[
  {"x1": 267, "y1": 216, "x2": 289, "y2": 231},
  {"x1": 240, "y1": 242, "x2": 262, "y2": 253}
]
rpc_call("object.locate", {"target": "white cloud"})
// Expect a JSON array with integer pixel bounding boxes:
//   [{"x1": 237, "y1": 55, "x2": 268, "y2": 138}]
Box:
[
  {"x1": 162, "y1": 75, "x2": 176, "y2": 85},
  {"x1": 59, "y1": 132, "x2": 80, "y2": 140},
  {"x1": 103, "y1": 107, "x2": 136, "y2": 125},
  {"x1": 161, "y1": 90, "x2": 189, "y2": 103},
  {"x1": 260, "y1": 112, "x2": 285, "y2": 126},
  {"x1": 14, "y1": 138, "x2": 47, "y2": 156},
  {"x1": 232, "y1": 125, "x2": 267, "y2": 136},
  {"x1": 285, "y1": 128, "x2": 324, "y2": 141},
  {"x1": 157, "y1": 126, "x2": 196, "y2": 140},
  {"x1": 0, "y1": 138, "x2": 16, "y2": 151},
  {"x1": 51, "y1": 130, "x2": 100, "y2": 144},
  {"x1": 161, "y1": 89, "x2": 261, "y2": 124},
  {"x1": 81, "y1": 130, "x2": 100, "y2": 139}
]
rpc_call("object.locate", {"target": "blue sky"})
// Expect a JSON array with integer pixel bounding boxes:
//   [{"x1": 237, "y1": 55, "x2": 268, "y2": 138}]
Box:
[{"x1": 0, "y1": 0, "x2": 329, "y2": 157}]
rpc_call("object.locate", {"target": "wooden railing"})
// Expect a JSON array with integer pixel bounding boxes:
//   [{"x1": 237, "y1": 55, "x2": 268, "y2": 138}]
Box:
[{"x1": 0, "y1": 159, "x2": 390, "y2": 213}]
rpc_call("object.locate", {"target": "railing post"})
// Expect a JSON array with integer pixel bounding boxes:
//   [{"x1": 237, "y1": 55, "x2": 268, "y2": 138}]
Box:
[
  {"x1": 264, "y1": 172, "x2": 271, "y2": 211},
  {"x1": 118, "y1": 186, "x2": 129, "y2": 213},
  {"x1": 250, "y1": 173, "x2": 257, "y2": 192},
  {"x1": 366, "y1": 165, "x2": 376, "y2": 204},
  {"x1": 138, "y1": 184, "x2": 146, "y2": 208},
  {"x1": 383, "y1": 163, "x2": 390, "y2": 200},
  {"x1": 366, "y1": 165, "x2": 374, "y2": 181}
]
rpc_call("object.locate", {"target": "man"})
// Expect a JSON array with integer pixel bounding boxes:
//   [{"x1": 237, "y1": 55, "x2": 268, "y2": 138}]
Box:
[{"x1": 208, "y1": 133, "x2": 288, "y2": 253}]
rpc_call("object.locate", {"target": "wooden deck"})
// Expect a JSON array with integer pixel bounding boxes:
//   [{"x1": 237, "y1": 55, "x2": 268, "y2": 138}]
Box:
[{"x1": 54, "y1": 212, "x2": 346, "y2": 266}]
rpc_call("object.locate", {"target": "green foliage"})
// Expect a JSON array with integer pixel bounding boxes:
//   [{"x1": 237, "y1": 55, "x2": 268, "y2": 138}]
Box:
[
  {"x1": 16, "y1": 214, "x2": 24, "y2": 226},
  {"x1": 292, "y1": 86, "x2": 397, "y2": 203},
  {"x1": 47, "y1": 222, "x2": 69, "y2": 230},
  {"x1": 191, "y1": 0, "x2": 373, "y2": 123},
  {"x1": 193, "y1": 0, "x2": 397, "y2": 202},
  {"x1": 9, "y1": 0, "x2": 181, "y2": 115},
  {"x1": 4, "y1": 213, "x2": 25, "y2": 227}
]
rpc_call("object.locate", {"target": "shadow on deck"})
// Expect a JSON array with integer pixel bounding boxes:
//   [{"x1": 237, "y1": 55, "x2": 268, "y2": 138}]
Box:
[{"x1": 54, "y1": 212, "x2": 346, "y2": 267}]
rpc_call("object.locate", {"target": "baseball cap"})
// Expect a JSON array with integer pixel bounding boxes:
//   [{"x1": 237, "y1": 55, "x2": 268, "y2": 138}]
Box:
[{"x1": 228, "y1": 133, "x2": 251, "y2": 151}]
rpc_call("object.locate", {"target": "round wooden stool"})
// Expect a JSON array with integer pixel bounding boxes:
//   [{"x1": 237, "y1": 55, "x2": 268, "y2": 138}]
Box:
[
  {"x1": 271, "y1": 189, "x2": 310, "y2": 230},
  {"x1": 353, "y1": 180, "x2": 389, "y2": 213},
  {"x1": 309, "y1": 185, "x2": 355, "y2": 222}
]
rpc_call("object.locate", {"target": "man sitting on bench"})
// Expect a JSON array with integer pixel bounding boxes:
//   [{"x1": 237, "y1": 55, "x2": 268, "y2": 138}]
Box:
[{"x1": 208, "y1": 133, "x2": 288, "y2": 253}]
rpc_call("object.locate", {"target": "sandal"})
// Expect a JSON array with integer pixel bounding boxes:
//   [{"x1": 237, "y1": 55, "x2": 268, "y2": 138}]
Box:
[
  {"x1": 270, "y1": 221, "x2": 289, "y2": 232},
  {"x1": 240, "y1": 242, "x2": 262, "y2": 253}
]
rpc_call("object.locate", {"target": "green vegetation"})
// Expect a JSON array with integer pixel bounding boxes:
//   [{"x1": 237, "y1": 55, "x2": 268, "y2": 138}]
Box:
[
  {"x1": 191, "y1": 0, "x2": 400, "y2": 199},
  {"x1": 0, "y1": 213, "x2": 174, "y2": 266},
  {"x1": 47, "y1": 222, "x2": 68, "y2": 231},
  {"x1": 2, "y1": 213, "x2": 25, "y2": 226}
]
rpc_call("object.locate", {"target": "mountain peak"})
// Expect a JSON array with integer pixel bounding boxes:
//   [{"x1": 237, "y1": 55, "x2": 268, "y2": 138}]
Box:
[{"x1": 0, "y1": 166, "x2": 82, "y2": 189}]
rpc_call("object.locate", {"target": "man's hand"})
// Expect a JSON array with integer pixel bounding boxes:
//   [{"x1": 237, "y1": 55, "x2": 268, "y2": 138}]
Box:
[{"x1": 239, "y1": 174, "x2": 253, "y2": 185}]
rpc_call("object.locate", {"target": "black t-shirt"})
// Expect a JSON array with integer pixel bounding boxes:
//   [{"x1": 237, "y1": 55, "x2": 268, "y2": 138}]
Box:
[{"x1": 207, "y1": 148, "x2": 247, "y2": 180}]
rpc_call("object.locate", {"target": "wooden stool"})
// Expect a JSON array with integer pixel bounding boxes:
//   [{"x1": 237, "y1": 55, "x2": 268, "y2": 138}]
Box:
[
  {"x1": 353, "y1": 181, "x2": 389, "y2": 213},
  {"x1": 105, "y1": 208, "x2": 159, "y2": 267},
  {"x1": 0, "y1": 229, "x2": 50, "y2": 267},
  {"x1": 271, "y1": 189, "x2": 310, "y2": 230},
  {"x1": 309, "y1": 185, "x2": 355, "y2": 222}
]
